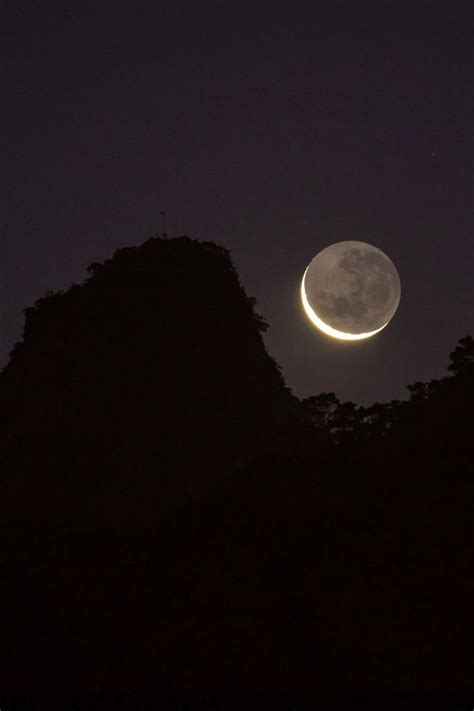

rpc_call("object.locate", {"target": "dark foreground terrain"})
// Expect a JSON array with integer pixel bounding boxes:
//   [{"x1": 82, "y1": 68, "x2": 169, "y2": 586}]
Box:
[{"x1": 0, "y1": 237, "x2": 472, "y2": 708}]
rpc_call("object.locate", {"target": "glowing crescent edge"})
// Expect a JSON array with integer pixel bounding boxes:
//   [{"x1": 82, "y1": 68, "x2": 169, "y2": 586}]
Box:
[{"x1": 301, "y1": 267, "x2": 389, "y2": 341}]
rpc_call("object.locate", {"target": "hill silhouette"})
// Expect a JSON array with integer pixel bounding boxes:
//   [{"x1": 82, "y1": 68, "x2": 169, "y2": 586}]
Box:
[
  {"x1": 0, "y1": 236, "x2": 302, "y2": 527},
  {"x1": 0, "y1": 236, "x2": 472, "y2": 705}
]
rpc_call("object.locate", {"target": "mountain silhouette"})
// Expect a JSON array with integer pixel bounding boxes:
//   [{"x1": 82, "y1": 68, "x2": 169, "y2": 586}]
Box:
[
  {"x1": 0, "y1": 236, "x2": 472, "y2": 705},
  {"x1": 0, "y1": 236, "x2": 302, "y2": 527}
]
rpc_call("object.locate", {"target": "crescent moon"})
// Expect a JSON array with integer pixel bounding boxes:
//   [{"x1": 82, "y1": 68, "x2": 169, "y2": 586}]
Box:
[{"x1": 301, "y1": 267, "x2": 388, "y2": 341}]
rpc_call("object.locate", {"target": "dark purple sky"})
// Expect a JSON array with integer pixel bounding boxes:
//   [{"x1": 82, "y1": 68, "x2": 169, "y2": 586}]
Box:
[{"x1": 1, "y1": 2, "x2": 472, "y2": 404}]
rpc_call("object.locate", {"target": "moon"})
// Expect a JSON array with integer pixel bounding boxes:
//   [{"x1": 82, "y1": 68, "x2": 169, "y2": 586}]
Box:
[{"x1": 301, "y1": 241, "x2": 401, "y2": 341}]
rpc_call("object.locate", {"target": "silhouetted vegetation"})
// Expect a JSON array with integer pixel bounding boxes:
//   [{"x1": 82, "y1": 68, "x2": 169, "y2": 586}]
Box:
[
  {"x1": 0, "y1": 236, "x2": 472, "y2": 704},
  {"x1": 0, "y1": 237, "x2": 302, "y2": 527}
]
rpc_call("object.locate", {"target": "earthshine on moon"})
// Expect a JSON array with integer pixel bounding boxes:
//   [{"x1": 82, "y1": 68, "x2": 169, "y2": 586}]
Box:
[{"x1": 301, "y1": 241, "x2": 401, "y2": 341}]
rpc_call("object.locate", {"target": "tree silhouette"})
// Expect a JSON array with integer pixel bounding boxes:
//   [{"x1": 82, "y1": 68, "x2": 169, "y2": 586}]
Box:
[
  {"x1": 301, "y1": 392, "x2": 339, "y2": 434},
  {"x1": 448, "y1": 334, "x2": 474, "y2": 377}
]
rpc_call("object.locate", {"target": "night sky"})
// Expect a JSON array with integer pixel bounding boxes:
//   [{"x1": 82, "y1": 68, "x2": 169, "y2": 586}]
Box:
[{"x1": 1, "y1": 2, "x2": 472, "y2": 404}]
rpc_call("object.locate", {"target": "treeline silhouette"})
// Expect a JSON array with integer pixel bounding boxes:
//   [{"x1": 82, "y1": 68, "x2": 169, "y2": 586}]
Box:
[{"x1": 0, "y1": 236, "x2": 472, "y2": 705}]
